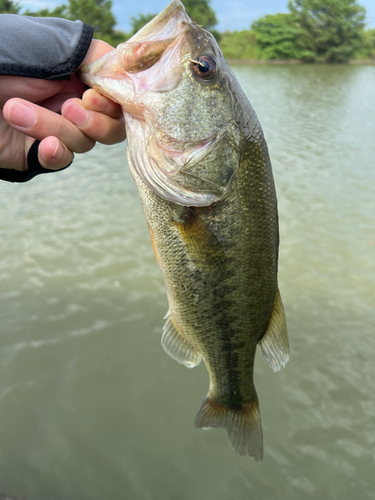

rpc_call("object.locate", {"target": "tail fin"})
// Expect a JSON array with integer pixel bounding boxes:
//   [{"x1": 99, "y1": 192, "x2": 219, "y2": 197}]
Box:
[{"x1": 194, "y1": 394, "x2": 263, "y2": 461}]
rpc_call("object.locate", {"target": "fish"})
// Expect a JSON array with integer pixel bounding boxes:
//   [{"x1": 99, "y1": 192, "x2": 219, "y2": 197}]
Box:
[{"x1": 80, "y1": 0, "x2": 289, "y2": 460}]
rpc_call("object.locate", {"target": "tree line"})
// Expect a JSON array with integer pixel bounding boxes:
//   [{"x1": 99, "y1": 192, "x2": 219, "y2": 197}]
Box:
[
  {"x1": 1, "y1": 0, "x2": 374, "y2": 62},
  {"x1": 222, "y1": 0, "x2": 375, "y2": 62}
]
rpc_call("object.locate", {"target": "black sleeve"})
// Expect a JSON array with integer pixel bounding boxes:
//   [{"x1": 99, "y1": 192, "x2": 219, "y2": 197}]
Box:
[{"x1": 0, "y1": 15, "x2": 93, "y2": 80}]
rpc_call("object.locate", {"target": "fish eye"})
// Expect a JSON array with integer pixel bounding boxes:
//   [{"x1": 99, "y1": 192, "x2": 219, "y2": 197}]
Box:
[{"x1": 192, "y1": 55, "x2": 216, "y2": 80}]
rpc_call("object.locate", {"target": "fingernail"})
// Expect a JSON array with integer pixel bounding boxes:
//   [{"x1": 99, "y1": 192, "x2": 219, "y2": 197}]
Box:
[
  {"x1": 8, "y1": 102, "x2": 36, "y2": 128},
  {"x1": 51, "y1": 140, "x2": 64, "y2": 161},
  {"x1": 64, "y1": 102, "x2": 88, "y2": 127}
]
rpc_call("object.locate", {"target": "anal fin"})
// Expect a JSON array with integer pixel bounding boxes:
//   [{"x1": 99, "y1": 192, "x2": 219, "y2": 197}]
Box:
[
  {"x1": 259, "y1": 288, "x2": 289, "y2": 372},
  {"x1": 162, "y1": 311, "x2": 202, "y2": 368}
]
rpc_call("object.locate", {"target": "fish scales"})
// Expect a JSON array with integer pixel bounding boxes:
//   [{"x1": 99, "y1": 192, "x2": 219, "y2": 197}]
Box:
[
  {"x1": 134, "y1": 137, "x2": 278, "y2": 399},
  {"x1": 80, "y1": 0, "x2": 289, "y2": 460}
]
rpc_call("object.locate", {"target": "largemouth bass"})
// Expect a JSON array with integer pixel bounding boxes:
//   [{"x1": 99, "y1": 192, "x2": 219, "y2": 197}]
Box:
[{"x1": 80, "y1": 0, "x2": 289, "y2": 460}]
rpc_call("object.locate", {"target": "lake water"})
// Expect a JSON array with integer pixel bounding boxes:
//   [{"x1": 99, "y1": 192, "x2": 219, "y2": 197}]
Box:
[{"x1": 0, "y1": 64, "x2": 374, "y2": 500}]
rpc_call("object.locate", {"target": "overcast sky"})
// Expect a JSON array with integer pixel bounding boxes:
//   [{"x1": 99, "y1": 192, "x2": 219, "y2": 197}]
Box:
[{"x1": 19, "y1": 0, "x2": 375, "y2": 32}]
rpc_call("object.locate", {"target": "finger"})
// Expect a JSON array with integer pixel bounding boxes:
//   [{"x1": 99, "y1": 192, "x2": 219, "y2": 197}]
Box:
[
  {"x1": 3, "y1": 98, "x2": 95, "y2": 154},
  {"x1": 37, "y1": 76, "x2": 86, "y2": 112},
  {"x1": 81, "y1": 89, "x2": 123, "y2": 118},
  {"x1": 0, "y1": 115, "x2": 26, "y2": 171},
  {"x1": 0, "y1": 76, "x2": 65, "y2": 106},
  {"x1": 61, "y1": 99, "x2": 126, "y2": 145},
  {"x1": 37, "y1": 136, "x2": 74, "y2": 171}
]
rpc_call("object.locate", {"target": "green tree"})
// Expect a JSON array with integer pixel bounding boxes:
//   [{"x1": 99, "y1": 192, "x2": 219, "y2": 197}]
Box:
[
  {"x1": 288, "y1": 0, "x2": 367, "y2": 62},
  {"x1": 22, "y1": 0, "x2": 129, "y2": 46},
  {"x1": 67, "y1": 0, "x2": 116, "y2": 37},
  {"x1": 67, "y1": 0, "x2": 130, "y2": 45},
  {"x1": 23, "y1": 6, "x2": 69, "y2": 17},
  {"x1": 252, "y1": 13, "x2": 315, "y2": 60},
  {"x1": 355, "y1": 28, "x2": 375, "y2": 59},
  {"x1": 129, "y1": 13, "x2": 156, "y2": 36},
  {"x1": 183, "y1": 0, "x2": 217, "y2": 30},
  {"x1": 219, "y1": 30, "x2": 260, "y2": 60},
  {"x1": 0, "y1": 0, "x2": 20, "y2": 13},
  {"x1": 129, "y1": 0, "x2": 218, "y2": 36}
]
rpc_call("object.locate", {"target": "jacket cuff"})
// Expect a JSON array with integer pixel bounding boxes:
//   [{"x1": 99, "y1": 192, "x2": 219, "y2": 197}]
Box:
[{"x1": 0, "y1": 19, "x2": 93, "y2": 80}]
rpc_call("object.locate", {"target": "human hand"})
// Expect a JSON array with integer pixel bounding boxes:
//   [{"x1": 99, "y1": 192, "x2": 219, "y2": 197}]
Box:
[{"x1": 0, "y1": 40, "x2": 125, "y2": 174}]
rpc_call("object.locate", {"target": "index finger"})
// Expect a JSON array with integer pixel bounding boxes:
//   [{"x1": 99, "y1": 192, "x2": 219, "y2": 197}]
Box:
[
  {"x1": 0, "y1": 76, "x2": 65, "y2": 106},
  {"x1": 4, "y1": 98, "x2": 95, "y2": 154}
]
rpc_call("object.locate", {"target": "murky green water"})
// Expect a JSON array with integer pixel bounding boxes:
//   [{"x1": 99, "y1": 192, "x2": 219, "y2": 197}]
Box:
[{"x1": 0, "y1": 64, "x2": 374, "y2": 500}]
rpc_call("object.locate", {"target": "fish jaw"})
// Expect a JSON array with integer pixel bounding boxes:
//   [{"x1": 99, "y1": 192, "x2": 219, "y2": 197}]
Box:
[
  {"x1": 80, "y1": 0, "x2": 191, "y2": 117},
  {"x1": 80, "y1": 38, "x2": 186, "y2": 118},
  {"x1": 80, "y1": 50, "x2": 143, "y2": 117}
]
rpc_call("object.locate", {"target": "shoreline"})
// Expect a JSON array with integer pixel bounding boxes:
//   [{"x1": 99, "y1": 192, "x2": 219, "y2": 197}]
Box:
[{"x1": 226, "y1": 58, "x2": 375, "y2": 65}]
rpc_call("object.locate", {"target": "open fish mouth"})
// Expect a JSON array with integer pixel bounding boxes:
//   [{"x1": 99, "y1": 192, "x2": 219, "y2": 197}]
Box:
[
  {"x1": 80, "y1": 0, "x2": 242, "y2": 206},
  {"x1": 80, "y1": 0, "x2": 191, "y2": 116}
]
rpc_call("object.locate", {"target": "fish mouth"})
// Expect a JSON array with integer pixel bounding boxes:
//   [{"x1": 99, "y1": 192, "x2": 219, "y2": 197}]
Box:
[{"x1": 79, "y1": 0, "x2": 191, "y2": 116}]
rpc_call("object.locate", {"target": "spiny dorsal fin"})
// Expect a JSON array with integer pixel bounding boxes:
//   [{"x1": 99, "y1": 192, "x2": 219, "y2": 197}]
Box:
[
  {"x1": 258, "y1": 288, "x2": 289, "y2": 372},
  {"x1": 162, "y1": 311, "x2": 202, "y2": 368},
  {"x1": 194, "y1": 392, "x2": 263, "y2": 461}
]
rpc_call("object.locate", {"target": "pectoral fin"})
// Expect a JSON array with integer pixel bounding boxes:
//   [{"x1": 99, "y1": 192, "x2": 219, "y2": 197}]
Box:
[
  {"x1": 147, "y1": 223, "x2": 162, "y2": 268},
  {"x1": 258, "y1": 289, "x2": 289, "y2": 372},
  {"x1": 172, "y1": 207, "x2": 225, "y2": 271},
  {"x1": 162, "y1": 311, "x2": 202, "y2": 368}
]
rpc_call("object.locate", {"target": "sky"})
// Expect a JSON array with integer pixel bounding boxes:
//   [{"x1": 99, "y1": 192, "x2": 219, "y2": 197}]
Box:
[{"x1": 19, "y1": 0, "x2": 375, "y2": 32}]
